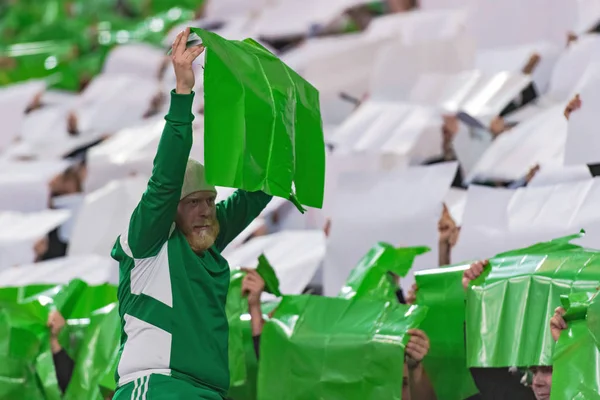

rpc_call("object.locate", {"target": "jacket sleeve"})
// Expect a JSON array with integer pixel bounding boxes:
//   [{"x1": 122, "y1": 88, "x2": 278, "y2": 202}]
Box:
[
  {"x1": 214, "y1": 190, "x2": 272, "y2": 252},
  {"x1": 53, "y1": 349, "x2": 75, "y2": 393},
  {"x1": 124, "y1": 90, "x2": 195, "y2": 258}
]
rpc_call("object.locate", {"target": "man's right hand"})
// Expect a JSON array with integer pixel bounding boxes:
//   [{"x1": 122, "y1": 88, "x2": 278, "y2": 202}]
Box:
[
  {"x1": 171, "y1": 28, "x2": 205, "y2": 95},
  {"x1": 462, "y1": 260, "x2": 488, "y2": 291}
]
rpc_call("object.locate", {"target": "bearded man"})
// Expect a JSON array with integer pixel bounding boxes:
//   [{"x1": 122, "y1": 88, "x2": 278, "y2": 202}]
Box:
[{"x1": 112, "y1": 28, "x2": 271, "y2": 400}]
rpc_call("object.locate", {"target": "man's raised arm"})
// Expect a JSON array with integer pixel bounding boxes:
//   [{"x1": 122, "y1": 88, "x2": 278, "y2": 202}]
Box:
[{"x1": 121, "y1": 29, "x2": 205, "y2": 259}]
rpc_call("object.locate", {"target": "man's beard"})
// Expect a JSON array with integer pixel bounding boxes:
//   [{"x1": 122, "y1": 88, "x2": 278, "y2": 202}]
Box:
[{"x1": 185, "y1": 220, "x2": 220, "y2": 253}]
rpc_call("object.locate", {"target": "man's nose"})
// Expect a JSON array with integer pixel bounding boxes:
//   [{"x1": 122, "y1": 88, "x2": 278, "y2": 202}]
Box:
[{"x1": 196, "y1": 201, "x2": 212, "y2": 217}]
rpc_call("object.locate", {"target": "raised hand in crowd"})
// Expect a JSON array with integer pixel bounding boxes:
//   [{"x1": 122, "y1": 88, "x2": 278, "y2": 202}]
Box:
[
  {"x1": 550, "y1": 307, "x2": 567, "y2": 342},
  {"x1": 404, "y1": 329, "x2": 437, "y2": 400},
  {"x1": 406, "y1": 284, "x2": 418, "y2": 305},
  {"x1": 463, "y1": 260, "x2": 488, "y2": 291},
  {"x1": 172, "y1": 27, "x2": 205, "y2": 95},
  {"x1": 47, "y1": 310, "x2": 66, "y2": 353},
  {"x1": 241, "y1": 268, "x2": 266, "y2": 337},
  {"x1": 564, "y1": 94, "x2": 582, "y2": 120}
]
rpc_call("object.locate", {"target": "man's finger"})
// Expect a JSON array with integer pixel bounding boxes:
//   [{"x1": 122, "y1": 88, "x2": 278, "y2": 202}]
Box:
[
  {"x1": 184, "y1": 45, "x2": 205, "y2": 62},
  {"x1": 172, "y1": 31, "x2": 184, "y2": 56},
  {"x1": 175, "y1": 28, "x2": 189, "y2": 56}
]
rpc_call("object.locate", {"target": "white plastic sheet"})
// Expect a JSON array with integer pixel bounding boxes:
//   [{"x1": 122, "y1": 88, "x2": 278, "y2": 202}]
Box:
[
  {"x1": 574, "y1": 0, "x2": 600, "y2": 34},
  {"x1": 565, "y1": 74, "x2": 600, "y2": 165},
  {"x1": 324, "y1": 162, "x2": 458, "y2": 295},
  {"x1": 0, "y1": 210, "x2": 70, "y2": 269},
  {"x1": 253, "y1": 0, "x2": 372, "y2": 38},
  {"x1": 330, "y1": 100, "x2": 440, "y2": 163},
  {"x1": 0, "y1": 255, "x2": 119, "y2": 286},
  {"x1": 365, "y1": 8, "x2": 468, "y2": 43},
  {"x1": 84, "y1": 118, "x2": 205, "y2": 192},
  {"x1": 0, "y1": 80, "x2": 46, "y2": 151},
  {"x1": 444, "y1": 187, "x2": 467, "y2": 226},
  {"x1": 475, "y1": 42, "x2": 561, "y2": 95},
  {"x1": 409, "y1": 71, "x2": 531, "y2": 124},
  {"x1": 52, "y1": 193, "x2": 85, "y2": 242},
  {"x1": 547, "y1": 35, "x2": 600, "y2": 101},
  {"x1": 465, "y1": 104, "x2": 567, "y2": 184},
  {"x1": 5, "y1": 104, "x2": 102, "y2": 159},
  {"x1": 68, "y1": 177, "x2": 148, "y2": 257},
  {"x1": 103, "y1": 43, "x2": 167, "y2": 79},
  {"x1": 370, "y1": 34, "x2": 475, "y2": 102},
  {"x1": 453, "y1": 179, "x2": 600, "y2": 263},
  {"x1": 466, "y1": 0, "x2": 577, "y2": 50},
  {"x1": 73, "y1": 74, "x2": 160, "y2": 135},
  {"x1": 0, "y1": 160, "x2": 69, "y2": 212},
  {"x1": 453, "y1": 124, "x2": 492, "y2": 177},
  {"x1": 528, "y1": 165, "x2": 592, "y2": 187},
  {"x1": 223, "y1": 230, "x2": 326, "y2": 296},
  {"x1": 419, "y1": 0, "x2": 474, "y2": 10}
]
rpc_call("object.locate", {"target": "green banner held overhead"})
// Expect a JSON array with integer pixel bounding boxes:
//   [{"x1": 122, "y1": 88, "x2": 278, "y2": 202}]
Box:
[
  {"x1": 257, "y1": 295, "x2": 427, "y2": 400},
  {"x1": 415, "y1": 264, "x2": 479, "y2": 400},
  {"x1": 339, "y1": 243, "x2": 429, "y2": 302},
  {"x1": 551, "y1": 292, "x2": 600, "y2": 400},
  {"x1": 190, "y1": 27, "x2": 326, "y2": 213},
  {"x1": 466, "y1": 232, "x2": 600, "y2": 368}
]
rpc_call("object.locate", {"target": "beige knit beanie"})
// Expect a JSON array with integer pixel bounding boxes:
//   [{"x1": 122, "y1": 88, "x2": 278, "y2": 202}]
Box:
[{"x1": 180, "y1": 159, "x2": 217, "y2": 200}]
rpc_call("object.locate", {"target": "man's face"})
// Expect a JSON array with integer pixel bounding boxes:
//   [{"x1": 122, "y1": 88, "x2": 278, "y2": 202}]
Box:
[
  {"x1": 531, "y1": 366, "x2": 552, "y2": 400},
  {"x1": 176, "y1": 191, "x2": 220, "y2": 253}
]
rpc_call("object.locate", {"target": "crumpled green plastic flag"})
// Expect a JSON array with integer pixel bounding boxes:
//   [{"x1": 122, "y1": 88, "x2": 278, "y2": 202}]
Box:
[
  {"x1": 338, "y1": 243, "x2": 429, "y2": 301},
  {"x1": 0, "y1": 280, "x2": 118, "y2": 399},
  {"x1": 63, "y1": 304, "x2": 121, "y2": 400},
  {"x1": 0, "y1": 301, "x2": 61, "y2": 400},
  {"x1": 257, "y1": 295, "x2": 428, "y2": 400},
  {"x1": 415, "y1": 264, "x2": 479, "y2": 400},
  {"x1": 227, "y1": 258, "x2": 283, "y2": 389},
  {"x1": 551, "y1": 291, "x2": 600, "y2": 400},
  {"x1": 256, "y1": 254, "x2": 283, "y2": 297},
  {"x1": 466, "y1": 232, "x2": 600, "y2": 368},
  {"x1": 189, "y1": 27, "x2": 326, "y2": 213}
]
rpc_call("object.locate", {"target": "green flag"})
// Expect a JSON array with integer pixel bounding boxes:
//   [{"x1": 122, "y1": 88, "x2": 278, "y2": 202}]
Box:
[
  {"x1": 415, "y1": 264, "x2": 479, "y2": 400},
  {"x1": 189, "y1": 27, "x2": 326, "y2": 213},
  {"x1": 339, "y1": 243, "x2": 429, "y2": 302},
  {"x1": 466, "y1": 232, "x2": 600, "y2": 368},
  {"x1": 257, "y1": 295, "x2": 427, "y2": 400}
]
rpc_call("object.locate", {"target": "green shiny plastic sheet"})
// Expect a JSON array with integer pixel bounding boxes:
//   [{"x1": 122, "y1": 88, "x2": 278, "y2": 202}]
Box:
[
  {"x1": 339, "y1": 243, "x2": 429, "y2": 301},
  {"x1": 63, "y1": 304, "x2": 120, "y2": 400},
  {"x1": 0, "y1": 301, "x2": 61, "y2": 400},
  {"x1": 415, "y1": 264, "x2": 479, "y2": 400},
  {"x1": 466, "y1": 233, "x2": 600, "y2": 368},
  {"x1": 0, "y1": 280, "x2": 118, "y2": 399},
  {"x1": 257, "y1": 295, "x2": 428, "y2": 400},
  {"x1": 191, "y1": 27, "x2": 326, "y2": 212},
  {"x1": 551, "y1": 292, "x2": 600, "y2": 400}
]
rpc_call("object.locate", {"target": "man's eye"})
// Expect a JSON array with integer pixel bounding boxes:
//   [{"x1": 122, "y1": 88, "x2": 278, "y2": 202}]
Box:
[{"x1": 191, "y1": 199, "x2": 199, "y2": 205}]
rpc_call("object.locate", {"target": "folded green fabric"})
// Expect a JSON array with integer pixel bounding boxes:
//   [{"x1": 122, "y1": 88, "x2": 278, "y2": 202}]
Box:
[
  {"x1": 339, "y1": 243, "x2": 429, "y2": 302},
  {"x1": 415, "y1": 264, "x2": 479, "y2": 400},
  {"x1": 257, "y1": 295, "x2": 427, "y2": 400},
  {"x1": 190, "y1": 27, "x2": 326, "y2": 213},
  {"x1": 466, "y1": 232, "x2": 600, "y2": 368}
]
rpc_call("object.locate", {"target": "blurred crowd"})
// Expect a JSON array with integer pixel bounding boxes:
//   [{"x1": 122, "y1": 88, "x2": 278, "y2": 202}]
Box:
[{"x1": 2, "y1": 0, "x2": 600, "y2": 399}]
